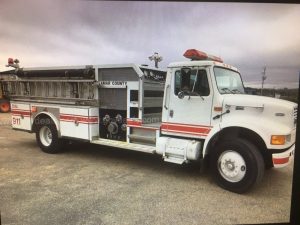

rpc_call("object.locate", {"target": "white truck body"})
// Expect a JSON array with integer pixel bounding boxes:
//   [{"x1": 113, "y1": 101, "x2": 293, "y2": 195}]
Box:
[{"x1": 1, "y1": 49, "x2": 297, "y2": 193}]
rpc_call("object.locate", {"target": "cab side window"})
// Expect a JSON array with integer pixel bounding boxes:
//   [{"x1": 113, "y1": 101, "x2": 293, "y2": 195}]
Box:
[{"x1": 174, "y1": 69, "x2": 210, "y2": 96}]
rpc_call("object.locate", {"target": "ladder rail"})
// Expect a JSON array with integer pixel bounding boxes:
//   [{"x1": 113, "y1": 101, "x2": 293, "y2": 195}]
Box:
[{"x1": 1, "y1": 79, "x2": 97, "y2": 103}]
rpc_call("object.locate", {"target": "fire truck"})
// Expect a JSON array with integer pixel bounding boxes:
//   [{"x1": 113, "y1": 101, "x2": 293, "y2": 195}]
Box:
[{"x1": 0, "y1": 50, "x2": 297, "y2": 193}]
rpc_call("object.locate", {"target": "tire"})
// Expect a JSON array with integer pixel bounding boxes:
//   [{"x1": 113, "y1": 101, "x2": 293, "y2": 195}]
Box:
[
  {"x1": 0, "y1": 99, "x2": 10, "y2": 113},
  {"x1": 264, "y1": 153, "x2": 274, "y2": 170},
  {"x1": 35, "y1": 117, "x2": 63, "y2": 154},
  {"x1": 210, "y1": 138, "x2": 265, "y2": 193},
  {"x1": 265, "y1": 161, "x2": 274, "y2": 170}
]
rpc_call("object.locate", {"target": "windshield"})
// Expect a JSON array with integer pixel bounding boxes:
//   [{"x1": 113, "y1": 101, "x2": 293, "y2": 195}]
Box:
[{"x1": 214, "y1": 67, "x2": 245, "y2": 94}]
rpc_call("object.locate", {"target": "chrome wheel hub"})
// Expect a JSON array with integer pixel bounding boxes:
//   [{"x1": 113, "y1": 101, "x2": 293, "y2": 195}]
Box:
[
  {"x1": 218, "y1": 150, "x2": 246, "y2": 183},
  {"x1": 40, "y1": 126, "x2": 52, "y2": 147}
]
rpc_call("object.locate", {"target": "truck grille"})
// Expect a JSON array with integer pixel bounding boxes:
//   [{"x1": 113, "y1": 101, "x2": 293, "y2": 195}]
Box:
[{"x1": 294, "y1": 107, "x2": 298, "y2": 126}]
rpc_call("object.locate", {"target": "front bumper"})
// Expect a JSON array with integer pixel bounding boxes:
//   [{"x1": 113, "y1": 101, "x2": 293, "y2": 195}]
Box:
[{"x1": 272, "y1": 144, "x2": 295, "y2": 168}]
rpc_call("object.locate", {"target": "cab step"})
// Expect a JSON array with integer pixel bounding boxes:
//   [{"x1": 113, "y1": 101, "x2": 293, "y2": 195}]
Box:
[{"x1": 163, "y1": 156, "x2": 186, "y2": 164}]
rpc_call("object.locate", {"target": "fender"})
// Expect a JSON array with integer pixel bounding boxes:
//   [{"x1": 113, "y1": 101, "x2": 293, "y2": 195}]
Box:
[
  {"x1": 202, "y1": 118, "x2": 292, "y2": 157},
  {"x1": 221, "y1": 117, "x2": 292, "y2": 149},
  {"x1": 202, "y1": 124, "x2": 221, "y2": 158},
  {"x1": 32, "y1": 112, "x2": 61, "y2": 136}
]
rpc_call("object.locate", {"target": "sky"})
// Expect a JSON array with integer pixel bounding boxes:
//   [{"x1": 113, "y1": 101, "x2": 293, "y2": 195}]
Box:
[{"x1": 0, "y1": 1, "x2": 299, "y2": 89}]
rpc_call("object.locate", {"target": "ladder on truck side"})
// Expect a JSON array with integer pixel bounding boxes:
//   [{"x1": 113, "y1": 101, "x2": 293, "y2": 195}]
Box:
[{"x1": 0, "y1": 76, "x2": 97, "y2": 106}]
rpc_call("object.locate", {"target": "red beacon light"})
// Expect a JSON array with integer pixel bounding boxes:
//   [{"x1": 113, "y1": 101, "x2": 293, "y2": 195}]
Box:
[
  {"x1": 183, "y1": 49, "x2": 223, "y2": 63},
  {"x1": 8, "y1": 58, "x2": 14, "y2": 65}
]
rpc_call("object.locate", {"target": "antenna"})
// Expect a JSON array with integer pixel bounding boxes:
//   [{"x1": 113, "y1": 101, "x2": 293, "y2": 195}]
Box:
[{"x1": 261, "y1": 66, "x2": 267, "y2": 96}]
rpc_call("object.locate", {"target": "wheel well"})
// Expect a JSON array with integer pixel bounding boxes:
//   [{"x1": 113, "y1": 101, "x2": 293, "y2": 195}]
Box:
[
  {"x1": 206, "y1": 127, "x2": 272, "y2": 168},
  {"x1": 32, "y1": 114, "x2": 54, "y2": 133}
]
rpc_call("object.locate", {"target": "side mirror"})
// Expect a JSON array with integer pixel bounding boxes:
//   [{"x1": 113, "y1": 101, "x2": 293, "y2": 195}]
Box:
[
  {"x1": 181, "y1": 67, "x2": 191, "y2": 76},
  {"x1": 178, "y1": 91, "x2": 185, "y2": 99}
]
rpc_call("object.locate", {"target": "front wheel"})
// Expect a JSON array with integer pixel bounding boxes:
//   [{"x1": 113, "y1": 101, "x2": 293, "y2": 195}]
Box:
[
  {"x1": 35, "y1": 118, "x2": 63, "y2": 154},
  {"x1": 210, "y1": 138, "x2": 265, "y2": 193}
]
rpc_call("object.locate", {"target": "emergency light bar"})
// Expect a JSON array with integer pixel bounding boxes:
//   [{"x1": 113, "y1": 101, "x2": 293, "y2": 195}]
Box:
[{"x1": 183, "y1": 49, "x2": 223, "y2": 63}]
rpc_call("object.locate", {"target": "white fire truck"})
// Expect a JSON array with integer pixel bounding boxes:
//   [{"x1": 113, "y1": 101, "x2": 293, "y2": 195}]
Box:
[{"x1": 0, "y1": 49, "x2": 297, "y2": 193}]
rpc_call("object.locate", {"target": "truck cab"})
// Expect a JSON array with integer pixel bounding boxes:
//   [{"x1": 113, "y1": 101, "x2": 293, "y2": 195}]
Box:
[{"x1": 157, "y1": 49, "x2": 296, "y2": 192}]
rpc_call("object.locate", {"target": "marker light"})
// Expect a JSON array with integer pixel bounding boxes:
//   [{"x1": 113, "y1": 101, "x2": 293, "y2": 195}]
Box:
[
  {"x1": 214, "y1": 106, "x2": 223, "y2": 112},
  {"x1": 271, "y1": 135, "x2": 286, "y2": 145},
  {"x1": 31, "y1": 106, "x2": 37, "y2": 113},
  {"x1": 183, "y1": 49, "x2": 223, "y2": 63}
]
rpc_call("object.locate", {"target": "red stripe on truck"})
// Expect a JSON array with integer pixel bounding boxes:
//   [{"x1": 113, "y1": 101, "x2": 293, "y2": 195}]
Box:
[
  {"x1": 163, "y1": 121, "x2": 212, "y2": 128},
  {"x1": 126, "y1": 119, "x2": 160, "y2": 130},
  {"x1": 126, "y1": 120, "x2": 211, "y2": 134},
  {"x1": 11, "y1": 110, "x2": 31, "y2": 117},
  {"x1": 161, "y1": 123, "x2": 211, "y2": 136},
  {"x1": 60, "y1": 114, "x2": 99, "y2": 124},
  {"x1": 127, "y1": 119, "x2": 142, "y2": 126}
]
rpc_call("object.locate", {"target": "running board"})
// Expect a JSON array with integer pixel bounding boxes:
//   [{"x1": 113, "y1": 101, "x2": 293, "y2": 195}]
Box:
[
  {"x1": 91, "y1": 139, "x2": 156, "y2": 154},
  {"x1": 163, "y1": 157, "x2": 186, "y2": 164}
]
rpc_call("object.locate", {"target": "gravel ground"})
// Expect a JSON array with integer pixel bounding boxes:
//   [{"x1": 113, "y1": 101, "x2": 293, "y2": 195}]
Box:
[{"x1": 0, "y1": 113, "x2": 293, "y2": 225}]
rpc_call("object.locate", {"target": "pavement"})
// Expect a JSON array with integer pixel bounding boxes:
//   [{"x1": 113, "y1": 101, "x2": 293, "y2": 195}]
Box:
[{"x1": 0, "y1": 113, "x2": 294, "y2": 225}]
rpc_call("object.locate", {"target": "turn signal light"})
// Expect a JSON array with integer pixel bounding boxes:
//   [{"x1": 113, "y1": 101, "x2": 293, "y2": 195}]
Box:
[
  {"x1": 271, "y1": 135, "x2": 286, "y2": 145},
  {"x1": 31, "y1": 106, "x2": 37, "y2": 113}
]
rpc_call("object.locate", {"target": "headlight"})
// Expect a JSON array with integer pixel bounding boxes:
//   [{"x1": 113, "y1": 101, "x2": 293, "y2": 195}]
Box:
[{"x1": 271, "y1": 135, "x2": 286, "y2": 145}]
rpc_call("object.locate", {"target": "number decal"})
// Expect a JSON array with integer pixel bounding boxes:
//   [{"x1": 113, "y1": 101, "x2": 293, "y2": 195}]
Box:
[{"x1": 12, "y1": 117, "x2": 21, "y2": 125}]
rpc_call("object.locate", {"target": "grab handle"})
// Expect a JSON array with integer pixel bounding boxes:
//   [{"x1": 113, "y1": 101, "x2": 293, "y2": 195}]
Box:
[{"x1": 164, "y1": 84, "x2": 170, "y2": 110}]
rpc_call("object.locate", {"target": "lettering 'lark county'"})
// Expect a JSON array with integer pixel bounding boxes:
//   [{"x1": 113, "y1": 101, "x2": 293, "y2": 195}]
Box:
[
  {"x1": 99, "y1": 81, "x2": 127, "y2": 86},
  {"x1": 112, "y1": 81, "x2": 127, "y2": 85}
]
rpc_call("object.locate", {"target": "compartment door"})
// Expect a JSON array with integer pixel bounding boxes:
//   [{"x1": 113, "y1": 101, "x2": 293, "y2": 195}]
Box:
[
  {"x1": 60, "y1": 107, "x2": 99, "y2": 140},
  {"x1": 11, "y1": 102, "x2": 32, "y2": 131}
]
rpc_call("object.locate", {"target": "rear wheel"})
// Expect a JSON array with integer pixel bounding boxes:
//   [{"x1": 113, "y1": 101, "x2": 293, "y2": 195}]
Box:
[
  {"x1": 35, "y1": 118, "x2": 63, "y2": 154},
  {"x1": 210, "y1": 138, "x2": 265, "y2": 193},
  {"x1": 0, "y1": 99, "x2": 10, "y2": 113}
]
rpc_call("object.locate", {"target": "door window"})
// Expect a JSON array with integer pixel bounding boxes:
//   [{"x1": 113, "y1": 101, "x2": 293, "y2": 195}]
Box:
[{"x1": 174, "y1": 69, "x2": 209, "y2": 96}]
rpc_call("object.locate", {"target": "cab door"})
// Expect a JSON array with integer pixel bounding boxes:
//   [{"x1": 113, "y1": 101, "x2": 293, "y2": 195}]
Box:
[{"x1": 162, "y1": 67, "x2": 213, "y2": 138}]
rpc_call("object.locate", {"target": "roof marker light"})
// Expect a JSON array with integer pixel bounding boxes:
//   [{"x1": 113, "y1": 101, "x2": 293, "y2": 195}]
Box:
[{"x1": 183, "y1": 49, "x2": 223, "y2": 63}]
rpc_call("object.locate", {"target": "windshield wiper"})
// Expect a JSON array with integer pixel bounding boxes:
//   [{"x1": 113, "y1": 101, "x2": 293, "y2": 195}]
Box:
[
  {"x1": 232, "y1": 89, "x2": 243, "y2": 94},
  {"x1": 187, "y1": 69, "x2": 204, "y2": 100},
  {"x1": 221, "y1": 88, "x2": 234, "y2": 94}
]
